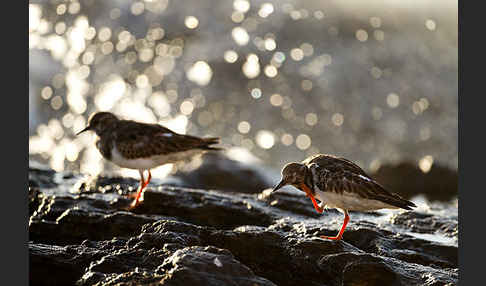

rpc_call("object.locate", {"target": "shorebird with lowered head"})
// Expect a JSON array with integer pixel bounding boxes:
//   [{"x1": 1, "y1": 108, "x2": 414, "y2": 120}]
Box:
[
  {"x1": 77, "y1": 112, "x2": 221, "y2": 208},
  {"x1": 272, "y1": 154, "x2": 416, "y2": 241}
]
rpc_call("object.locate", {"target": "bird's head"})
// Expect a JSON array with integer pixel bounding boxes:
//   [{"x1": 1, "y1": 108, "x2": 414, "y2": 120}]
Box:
[
  {"x1": 272, "y1": 162, "x2": 308, "y2": 193},
  {"x1": 76, "y1": 112, "x2": 119, "y2": 136}
]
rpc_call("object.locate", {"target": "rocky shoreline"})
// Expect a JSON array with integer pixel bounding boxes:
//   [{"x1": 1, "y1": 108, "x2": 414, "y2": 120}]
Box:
[{"x1": 29, "y1": 155, "x2": 458, "y2": 285}]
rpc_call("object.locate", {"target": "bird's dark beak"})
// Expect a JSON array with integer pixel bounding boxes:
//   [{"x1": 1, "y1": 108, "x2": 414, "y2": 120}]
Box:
[
  {"x1": 76, "y1": 126, "x2": 91, "y2": 135},
  {"x1": 272, "y1": 180, "x2": 286, "y2": 193}
]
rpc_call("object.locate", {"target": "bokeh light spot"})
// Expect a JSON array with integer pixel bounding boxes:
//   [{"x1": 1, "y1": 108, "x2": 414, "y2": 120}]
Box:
[
  {"x1": 419, "y1": 155, "x2": 434, "y2": 173},
  {"x1": 305, "y1": 113, "x2": 318, "y2": 126},
  {"x1": 264, "y1": 65, "x2": 278, "y2": 78},
  {"x1": 186, "y1": 61, "x2": 213, "y2": 86},
  {"x1": 425, "y1": 19, "x2": 436, "y2": 31},
  {"x1": 242, "y1": 54, "x2": 260, "y2": 78},
  {"x1": 232, "y1": 27, "x2": 250, "y2": 46},
  {"x1": 131, "y1": 2, "x2": 145, "y2": 15},
  {"x1": 332, "y1": 113, "x2": 344, "y2": 126},
  {"x1": 281, "y1": 133, "x2": 293, "y2": 146},
  {"x1": 256, "y1": 130, "x2": 275, "y2": 149},
  {"x1": 233, "y1": 0, "x2": 250, "y2": 13},
  {"x1": 386, "y1": 93, "x2": 400, "y2": 108},
  {"x1": 356, "y1": 29, "x2": 368, "y2": 42},
  {"x1": 264, "y1": 38, "x2": 277, "y2": 51},
  {"x1": 296, "y1": 134, "x2": 311, "y2": 150},
  {"x1": 251, "y1": 88, "x2": 262, "y2": 99},
  {"x1": 180, "y1": 100, "x2": 194, "y2": 115},
  {"x1": 185, "y1": 16, "x2": 199, "y2": 29},
  {"x1": 41, "y1": 86, "x2": 53, "y2": 100},
  {"x1": 290, "y1": 48, "x2": 304, "y2": 61},
  {"x1": 238, "y1": 121, "x2": 251, "y2": 134},
  {"x1": 258, "y1": 3, "x2": 274, "y2": 18},
  {"x1": 51, "y1": 96, "x2": 63, "y2": 110},
  {"x1": 270, "y1": 94, "x2": 283, "y2": 106},
  {"x1": 224, "y1": 50, "x2": 238, "y2": 63}
]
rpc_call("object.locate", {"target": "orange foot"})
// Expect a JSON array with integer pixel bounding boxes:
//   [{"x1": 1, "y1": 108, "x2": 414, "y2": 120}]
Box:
[
  {"x1": 122, "y1": 195, "x2": 142, "y2": 211},
  {"x1": 121, "y1": 190, "x2": 142, "y2": 210},
  {"x1": 319, "y1": 211, "x2": 350, "y2": 241},
  {"x1": 319, "y1": 234, "x2": 343, "y2": 241},
  {"x1": 124, "y1": 192, "x2": 138, "y2": 199},
  {"x1": 129, "y1": 200, "x2": 141, "y2": 209}
]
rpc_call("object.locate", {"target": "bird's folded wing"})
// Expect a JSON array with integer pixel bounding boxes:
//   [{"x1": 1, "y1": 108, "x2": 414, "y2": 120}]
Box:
[
  {"x1": 324, "y1": 170, "x2": 414, "y2": 209},
  {"x1": 303, "y1": 154, "x2": 368, "y2": 177},
  {"x1": 114, "y1": 122, "x2": 211, "y2": 159}
]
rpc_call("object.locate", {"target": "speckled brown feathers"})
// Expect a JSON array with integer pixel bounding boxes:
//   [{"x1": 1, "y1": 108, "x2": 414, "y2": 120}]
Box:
[
  {"x1": 304, "y1": 154, "x2": 415, "y2": 210},
  {"x1": 110, "y1": 120, "x2": 221, "y2": 159},
  {"x1": 78, "y1": 111, "x2": 222, "y2": 208},
  {"x1": 303, "y1": 154, "x2": 368, "y2": 177},
  {"x1": 273, "y1": 154, "x2": 415, "y2": 240},
  {"x1": 80, "y1": 112, "x2": 221, "y2": 161}
]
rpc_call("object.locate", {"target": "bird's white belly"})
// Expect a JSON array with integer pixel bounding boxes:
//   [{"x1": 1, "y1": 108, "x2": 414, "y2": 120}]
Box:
[
  {"x1": 314, "y1": 189, "x2": 398, "y2": 212},
  {"x1": 110, "y1": 146, "x2": 203, "y2": 170}
]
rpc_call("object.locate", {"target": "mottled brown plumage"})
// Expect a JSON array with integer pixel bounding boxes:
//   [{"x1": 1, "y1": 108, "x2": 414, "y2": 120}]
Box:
[
  {"x1": 302, "y1": 154, "x2": 415, "y2": 210},
  {"x1": 77, "y1": 112, "x2": 221, "y2": 208},
  {"x1": 109, "y1": 120, "x2": 220, "y2": 159},
  {"x1": 273, "y1": 154, "x2": 416, "y2": 240}
]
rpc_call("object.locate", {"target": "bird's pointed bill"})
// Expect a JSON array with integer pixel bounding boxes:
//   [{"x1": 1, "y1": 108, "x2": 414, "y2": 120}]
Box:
[
  {"x1": 272, "y1": 180, "x2": 286, "y2": 193},
  {"x1": 76, "y1": 126, "x2": 91, "y2": 135}
]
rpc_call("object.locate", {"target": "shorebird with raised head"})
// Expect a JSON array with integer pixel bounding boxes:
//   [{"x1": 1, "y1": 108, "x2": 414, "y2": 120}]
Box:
[
  {"x1": 77, "y1": 112, "x2": 221, "y2": 208},
  {"x1": 272, "y1": 154, "x2": 416, "y2": 241}
]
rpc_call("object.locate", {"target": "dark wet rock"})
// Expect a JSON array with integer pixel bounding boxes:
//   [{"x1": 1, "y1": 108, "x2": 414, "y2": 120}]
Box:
[
  {"x1": 318, "y1": 252, "x2": 399, "y2": 285},
  {"x1": 371, "y1": 162, "x2": 458, "y2": 201},
  {"x1": 30, "y1": 243, "x2": 107, "y2": 286},
  {"x1": 318, "y1": 252, "x2": 457, "y2": 286},
  {"x1": 166, "y1": 153, "x2": 277, "y2": 194},
  {"x1": 28, "y1": 163, "x2": 57, "y2": 189},
  {"x1": 158, "y1": 246, "x2": 276, "y2": 286},
  {"x1": 344, "y1": 227, "x2": 457, "y2": 268},
  {"x1": 78, "y1": 174, "x2": 140, "y2": 195},
  {"x1": 30, "y1": 207, "x2": 161, "y2": 245},
  {"x1": 29, "y1": 164, "x2": 458, "y2": 286},
  {"x1": 29, "y1": 192, "x2": 174, "y2": 245},
  {"x1": 132, "y1": 186, "x2": 276, "y2": 228},
  {"x1": 391, "y1": 211, "x2": 458, "y2": 238}
]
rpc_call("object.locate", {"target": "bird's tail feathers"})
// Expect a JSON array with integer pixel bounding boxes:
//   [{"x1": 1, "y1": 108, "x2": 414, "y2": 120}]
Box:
[
  {"x1": 201, "y1": 137, "x2": 224, "y2": 151},
  {"x1": 381, "y1": 195, "x2": 416, "y2": 210}
]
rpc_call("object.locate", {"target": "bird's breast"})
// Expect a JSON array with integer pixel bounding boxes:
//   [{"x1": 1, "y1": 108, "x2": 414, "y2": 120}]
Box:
[
  {"x1": 109, "y1": 145, "x2": 204, "y2": 170},
  {"x1": 314, "y1": 189, "x2": 399, "y2": 212},
  {"x1": 96, "y1": 138, "x2": 112, "y2": 160}
]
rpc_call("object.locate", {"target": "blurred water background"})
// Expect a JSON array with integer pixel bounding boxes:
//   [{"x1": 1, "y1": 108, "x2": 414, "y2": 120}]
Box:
[{"x1": 29, "y1": 0, "x2": 457, "y2": 180}]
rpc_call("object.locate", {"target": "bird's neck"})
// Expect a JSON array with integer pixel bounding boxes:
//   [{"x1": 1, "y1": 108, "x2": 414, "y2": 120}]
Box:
[{"x1": 303, "y1": 167, "x2": 315, "y2": 195}]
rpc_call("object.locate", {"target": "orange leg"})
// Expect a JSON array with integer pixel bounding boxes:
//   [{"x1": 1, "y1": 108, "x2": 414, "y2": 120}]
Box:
[
  {"x1": 130, "y1": 170, "x2": 152, "y2": 208},
  {"x1": 320, "y1": 210, "x2": 349, "y2": 241},
  {"x1": 308, "y1": 194, "x2": 324, "y2": 214},
  {"x1": 300, "y1": 184, "x2": 324, "y2": 213}
]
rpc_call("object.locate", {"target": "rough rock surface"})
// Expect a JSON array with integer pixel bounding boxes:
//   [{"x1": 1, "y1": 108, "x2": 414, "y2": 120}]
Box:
[{"x1": 29, "y1": 160, "x2": 458, "y2": 286}]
